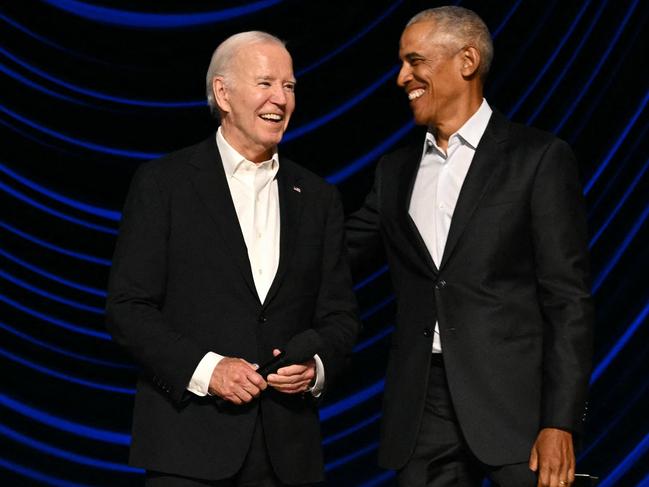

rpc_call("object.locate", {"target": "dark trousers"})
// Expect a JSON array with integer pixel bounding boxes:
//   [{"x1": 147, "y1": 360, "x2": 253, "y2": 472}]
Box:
[
  {"x1": 397, "y1": 355, "x2": 537, "y2": 487},
  {"x1": 145, "y1": 414, "x2": 285, "y2": 487}
]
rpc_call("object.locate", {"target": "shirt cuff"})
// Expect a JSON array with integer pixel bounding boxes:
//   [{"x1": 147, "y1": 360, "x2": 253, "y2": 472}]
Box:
[
  {"x1": 310, "y1": 353, "x2": 325, "y2": 398},
  {"x1": 187, "y1": 352, "x2": 224, "y2": 396}
]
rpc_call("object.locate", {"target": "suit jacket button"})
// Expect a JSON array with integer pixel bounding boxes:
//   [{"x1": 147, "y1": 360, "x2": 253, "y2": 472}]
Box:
[
  {"x1": 258, "y1": 314, "x2": 268, "y2": 323},
  {"x1": 423, "y1": 328, "x2": 432, "y2": 337}
]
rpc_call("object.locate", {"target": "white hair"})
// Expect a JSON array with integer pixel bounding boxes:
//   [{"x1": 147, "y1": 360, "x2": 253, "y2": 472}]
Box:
[
  {"x1": 407, "y1": 6, "x2": 493, "y2": 79},
  {"x1": 205, "y1": 31, "x2": 287, "y2": 117}
]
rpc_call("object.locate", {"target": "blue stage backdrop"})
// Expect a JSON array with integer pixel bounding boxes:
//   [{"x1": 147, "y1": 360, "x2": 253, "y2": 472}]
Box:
[{"x1": 1, "y1": 1, "x2": 648, "y2": 485}]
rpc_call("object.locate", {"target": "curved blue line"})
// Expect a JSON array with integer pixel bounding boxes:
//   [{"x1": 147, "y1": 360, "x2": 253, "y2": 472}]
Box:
[
  {"x1": 590, "y1": 299, "x2": 649, "y2": 384},
  {"x1": 284, "y1": 66, "x2": 400, "y2": 142},
  {"x1": 0, "y1": 247, "x2": 107, "y2": 297},
  {"x1": 0, "y1": 269, "x2": 104, "y2": 314},
  {"x1": 360, "y1": 296, "x2": 395, "y2": 321},
  {"x1": 0, "y1": 179, "x2": 118, "y2": 234},
  {"x1": 0, "y1": 220, "x2": 112, "y2": 265},
  {"x1": 553, "y1": 0, "x2": 639, "y2": 132},
  {"x1": 0, "y1": 103, "x2": 161, "y2": 159},
  {"x1": 327, "y1": 120, "x2": 415, "y2": 184},
  {"x1": 0, "y1": 162, "x2": 120, "y2": 220},
  {"x1": 507, "y1": 0, "x2": 592, "y2": 118},
  {"x1": 584, "y1": 88, "x2": 649, "y2": 194},
  {"x1": 325, "y1": 442, "x2": 378, "y2": 472},
  {"x1": 0, "y1": 60, "x2": 90, "y2": 107},
  {"x1": 0, "y1": 46, "x2": 204, "y2": 108},
  {"x1": 0, "y1": 346, "x2": 135, "y2": 394},
  {"x1": 353, "y1": 325, "x2": 394, "y2": 353},
  {"x1": 322, "y1": 412, "x2": 382, "y2": 446},
  {"x1": 592, "y1": 198, "x2": 649, "y2": 293},
  {"x1": 40, "y1": 0, "x2": 283, "y2": 28},
  {"x1": 0, "y1": 393, "x2": 130, "y2": 445},
  {"x1": 492, "y1": 0, "x2": 524, "y2": 38},
  {"x1": 0, "y1": 12, "x2": 78, "y2": 56},
  {"x1": 0, "y1": 422, "x2": 140, "y2": 472},
  {"x1": 297, "y1": 0, "x2": 404, "y2": 76},
  {"x1": 0, "y1": 293, "x2": 110, "y2": 340},
  {"x1": 0, "y1": 457, "x2": 91, "y2": 487},
  {"x1": 638, "y1": 472, "x2": 649, "y2": 487},
  {"x1": 598, "y1": 431, "x2": 649, "y2": 487},
  {"x1": 320, "y1": 380, "x2": 384, "y2": 421},
  {"x1": 579, "y1": 374, "x2": 649, "y2": 460},
  {"x1": 587, "y1": 120, "x2": 649, "y2": 219},
  {"x1": 589, "y1": 157, "x2": 649, "y2": 248},
  {"x1": 0, "y1": 320, "x2": 132, "y2": 369},
  {"x1": 526, "y1": 0, "x2": 608, "y2": 124},
  {"x1": 354, "y1": 265, "x2": 389, "y2": 291}
]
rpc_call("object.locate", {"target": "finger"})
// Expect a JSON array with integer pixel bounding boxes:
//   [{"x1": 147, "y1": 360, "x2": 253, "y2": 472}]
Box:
[
  {"x1": 245, "y1": 371, "x2": 267, "y2": 388},
  {"x1": 234, "y1": 388, "x2": 254, "y2": 403},
  {"x1": 529, "y1": 447, "x2": 538, "y2": 472},
  {"x1": 240, "y1": 380, "x2": 261, "y2": 398},
  {"x1": 267, "y1": 372, "x2": 303, "y2": 385},
  {"x1": 273, "y1": 348, "x2": 282, "y2": 357},
  {"x1": 538, "y1": 465, "x2": 551, "y2": 487},
  {"x1": 238, "y1": 359, "x2": 259, "y2": 371},
  {"x1": 277, "y1": 364, "x2": 308, "y2": 376}
]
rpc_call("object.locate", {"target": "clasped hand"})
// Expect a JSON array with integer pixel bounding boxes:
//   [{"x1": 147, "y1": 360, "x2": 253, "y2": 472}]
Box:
[{"x1": 209, "y1": 349, "x2": 316, "y2": 404}]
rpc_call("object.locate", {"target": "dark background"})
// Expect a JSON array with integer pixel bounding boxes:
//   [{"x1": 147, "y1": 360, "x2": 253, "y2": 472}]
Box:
[{"x1": 1, "y1": 1, "x2": 648, "y2": 485}]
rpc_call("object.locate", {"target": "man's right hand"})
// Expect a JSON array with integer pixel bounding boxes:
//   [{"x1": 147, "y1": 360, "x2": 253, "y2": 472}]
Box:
[{"x1": 208, "y1": 357, "x2": 267, "y2": 404}]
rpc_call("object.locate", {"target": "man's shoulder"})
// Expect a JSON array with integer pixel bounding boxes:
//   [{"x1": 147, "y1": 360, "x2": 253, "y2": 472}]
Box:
[
  {"x1": 133, "y1": 137, "x2": 213, "y2": 183},
  {"x1": 494, "y1": 111, "x2": 569, "y2": 153}
]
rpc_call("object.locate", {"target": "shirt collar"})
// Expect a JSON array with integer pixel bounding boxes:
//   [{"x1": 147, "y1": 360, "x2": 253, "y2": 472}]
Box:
[
  {"x1": 425, "y1": 98, "x2": 493, "y2": 152},
  {"x1": 216, "y1": 126, "x2": 279, "y2": 177}
]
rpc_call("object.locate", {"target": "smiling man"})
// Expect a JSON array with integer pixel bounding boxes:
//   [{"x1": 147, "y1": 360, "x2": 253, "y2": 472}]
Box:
[
  {"x1": 107, "y1": 31, "x2": 359, "y2": 486},
  {"x1": 346, "y1": 7, "x2": 593, "y2": 487}
]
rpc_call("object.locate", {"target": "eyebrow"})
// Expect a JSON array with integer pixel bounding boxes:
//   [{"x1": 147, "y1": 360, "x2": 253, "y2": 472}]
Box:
[
  {"x1": 256, "y1": 75, "x2": 297, "y2": 84},
  {"x1": 401, "y1": 52, "x2": 425, "y2": 62}
]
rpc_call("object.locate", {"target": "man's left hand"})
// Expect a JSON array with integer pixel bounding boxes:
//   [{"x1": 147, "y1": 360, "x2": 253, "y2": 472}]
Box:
[
  {"x1": 267, "y1": 348, "x2": 316, "y2": 394},
  {"x1": 529, "y1": 428, "x2": 575, "y2": 487}
]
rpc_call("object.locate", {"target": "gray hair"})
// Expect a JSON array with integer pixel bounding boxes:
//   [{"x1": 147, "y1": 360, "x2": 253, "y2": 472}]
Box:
[
  {"x1": 205, "y1": 31, "x2": 287, "y2": 117},
  {"x1": 407, "y1": 6, "x2": 493, "y2": 79}
]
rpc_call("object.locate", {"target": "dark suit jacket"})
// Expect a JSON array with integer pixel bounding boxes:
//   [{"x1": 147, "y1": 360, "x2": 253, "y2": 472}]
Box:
[
  {"x1": 346, "y1": 111, "x2": 594, "y2": 468},
  {"x1": 106, "y1": 136, "x2": 359, "y2": 483}
]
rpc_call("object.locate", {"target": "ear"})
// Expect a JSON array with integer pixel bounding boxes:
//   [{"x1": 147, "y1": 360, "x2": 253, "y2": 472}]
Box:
[
  {"x1": 460, "y1": 46, "x2": 481, "y2": 79},
  {"x1": 212, "y1": 76, "x2": 231, "y2": 114}
]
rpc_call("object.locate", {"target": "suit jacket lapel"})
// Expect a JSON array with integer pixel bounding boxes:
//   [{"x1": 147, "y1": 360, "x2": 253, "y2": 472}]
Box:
[
  {"x1": 263, "y1": 160, "x2": 303, "y2": 307},
  {"x1": 440, "y1": 112, "x2": 509, "y2": 269},
  {"x1": 188, "y1": 136, "x2": 258, "y2": 299},
  {"x1": 399, "y1": 144, "x2": 439, "y2": 276}
]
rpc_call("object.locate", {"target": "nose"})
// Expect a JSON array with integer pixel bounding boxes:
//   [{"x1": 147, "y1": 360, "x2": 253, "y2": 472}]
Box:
[
  {"x1": 270, "y1": 84, "x2": 288, "y2": 106},
  {"x1": 397, "y1": 62, "x2": 412, "y2": 88}
]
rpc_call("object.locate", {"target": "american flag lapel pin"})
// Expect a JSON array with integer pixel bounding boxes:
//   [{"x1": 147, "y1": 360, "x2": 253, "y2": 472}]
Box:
[{"x1": 292, "y1": 186, "x2": 301, "y2": 193}]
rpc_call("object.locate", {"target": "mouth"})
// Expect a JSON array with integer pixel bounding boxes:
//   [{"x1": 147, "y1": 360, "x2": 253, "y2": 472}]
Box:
[
  {"x1": 259, "y1": 113, "x2": 284, "y2": 123},
  {"x1": 407, "y1": 88, "x2": 425, "y2": 101}
]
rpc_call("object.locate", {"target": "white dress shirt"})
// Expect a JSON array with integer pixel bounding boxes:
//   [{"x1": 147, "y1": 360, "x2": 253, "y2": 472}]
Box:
[
  {"x1": 187, "y1": 128, "x2": 324, "y2": 396},
  {"x1": 409, "y1": 99, "x2": 493, "y2": 353}
]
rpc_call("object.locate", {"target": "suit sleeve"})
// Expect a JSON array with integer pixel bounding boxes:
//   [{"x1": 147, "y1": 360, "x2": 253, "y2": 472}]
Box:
[
  {"x1": 106, "y1": 164, "x2": 207, "y2": 405},
  {"x1": 530, "y1": 139, "x2": 594, "y2": 433},
  {"x1": 312, "y1": 186, "x2": 361, "y2": 391},
  {"x1": 345, "y1": 160, "x2": 386, "y2": 281}
]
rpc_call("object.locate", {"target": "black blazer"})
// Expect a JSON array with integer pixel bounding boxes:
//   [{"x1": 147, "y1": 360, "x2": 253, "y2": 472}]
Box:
[
  {"x1": 106, "y1": 136, "x2": 359, "y2": 483},
  {"x1": 347, "y1": 111, "x2": 594, "y2": 468}
]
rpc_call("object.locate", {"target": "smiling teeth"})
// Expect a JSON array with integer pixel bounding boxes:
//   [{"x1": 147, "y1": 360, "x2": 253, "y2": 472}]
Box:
[
  {"x1": 260, "y1": 113, "x2": 282, "y2": 121},
  {"x1": 408, "y1": 89, "x2": 425, "y2": 100}
]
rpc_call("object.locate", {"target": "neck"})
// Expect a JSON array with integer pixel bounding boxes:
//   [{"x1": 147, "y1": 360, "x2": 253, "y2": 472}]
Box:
[
  {"x1": 220, "y1": 125, "x2": 273, "y2": 164},
  {"x1": 432, "y1": 89, "x2": 483, "y2": 152}
]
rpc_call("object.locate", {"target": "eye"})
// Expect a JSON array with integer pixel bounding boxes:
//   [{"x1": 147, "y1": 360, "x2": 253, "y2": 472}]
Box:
[
  {"x1": 284, "y1": 83, "x2": 296, "y2": 92},
  {"x1": 259, "y1": 81, "x2": 271, "y2": 87}
]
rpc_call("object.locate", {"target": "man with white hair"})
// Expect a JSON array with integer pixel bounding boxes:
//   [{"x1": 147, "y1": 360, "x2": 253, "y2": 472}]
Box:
[
  {"x1": 347, "y1": 6, "x2": 593, "y2": 487},
  {"x1": 107, "y1": 31, "x2": 359, "y2": 486}
]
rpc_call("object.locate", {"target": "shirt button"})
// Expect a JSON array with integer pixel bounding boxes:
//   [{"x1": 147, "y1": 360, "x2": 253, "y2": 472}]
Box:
[
  {"x1": 435, "y1": 280, "x2": 447, "y2": 290},
  {"x1": 258, "y1": 314, "x2": 268, "y2": 323}
]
